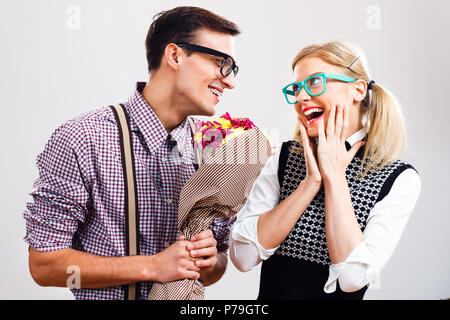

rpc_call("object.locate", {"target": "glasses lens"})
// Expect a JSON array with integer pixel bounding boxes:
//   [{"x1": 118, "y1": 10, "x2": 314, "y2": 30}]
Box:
[
  {"x1": 221, "y1": 57, "x2": 235, "y2": 77},
  {"x1": 284, "y1": 83, "x2": 300, "y2": 104},
  {"x1": 306, "y1": 75, "x2": 324, "y2": 95},
  {"x1": 232, "y1": 64, "x2": 239, "y2": 76}
]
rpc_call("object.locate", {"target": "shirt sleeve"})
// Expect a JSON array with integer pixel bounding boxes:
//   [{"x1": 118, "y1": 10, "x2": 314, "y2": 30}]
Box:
[
  {"x1": 229, "y1": 145, "x2": 281, "y2": 272},
  {"x1": 210, "y1": 216, "x2": 237, "y2": 254},
  {"x1": 23, "y1": 121, "x2": 91, "y2": 252},
  {"x1": 324, "y1": 168, "x2": 422, "y2": 293}
]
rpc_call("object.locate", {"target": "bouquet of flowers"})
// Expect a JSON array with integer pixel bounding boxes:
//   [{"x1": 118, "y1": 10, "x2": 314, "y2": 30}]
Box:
[
  {"x1": 193, "y1": 112, "x2": 258, "y2": 148},
  {"x1": 148, "y1": 112, "x2": 272, "y2": 300}
]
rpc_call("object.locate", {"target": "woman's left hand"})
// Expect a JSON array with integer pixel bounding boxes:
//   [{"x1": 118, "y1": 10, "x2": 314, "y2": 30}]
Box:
[{"x1": 317, "y1": 104, "x2": 365, "y2": 183}]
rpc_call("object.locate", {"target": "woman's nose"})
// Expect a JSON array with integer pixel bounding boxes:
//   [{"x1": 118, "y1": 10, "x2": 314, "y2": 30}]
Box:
[{"x1": 298, "y1": 87, "x2": 311, "y2": 102}]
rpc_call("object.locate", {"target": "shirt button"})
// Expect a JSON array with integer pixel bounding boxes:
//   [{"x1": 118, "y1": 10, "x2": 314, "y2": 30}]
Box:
[
  {"x1": 166, "y1": 198, "x2": 172, "y2": 204},
  {"x1": 161, "y1": 157, "x2": 167, "y2": 162},
  {"x1": 164, "y1": 241, "x2": 170, "y2": 248}
]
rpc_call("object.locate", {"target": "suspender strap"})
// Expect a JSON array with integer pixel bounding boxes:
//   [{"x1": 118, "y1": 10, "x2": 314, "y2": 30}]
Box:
[
  {"x1": 187, "y1": 116, "x2": 202, "y2": 170},
  {"x1": 110, "y1": 104, "x2": 140, "y2": 300},
  {"x1": 110, "y1": 106, "x2": 200, "y2": 299}
]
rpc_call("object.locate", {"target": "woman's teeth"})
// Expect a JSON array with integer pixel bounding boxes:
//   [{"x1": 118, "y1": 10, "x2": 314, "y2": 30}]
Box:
[
  {"x1": 304, "y1": 108, "x2": 325, "y2": 123},
  {"x1": 304, "y1": 108, "x2": 324, "y2": 117}
]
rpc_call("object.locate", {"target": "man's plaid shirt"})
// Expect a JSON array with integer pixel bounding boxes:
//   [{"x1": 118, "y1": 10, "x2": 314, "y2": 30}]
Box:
[{"x1": 23, "y1": 82, "x2": 234, "y2": 299}]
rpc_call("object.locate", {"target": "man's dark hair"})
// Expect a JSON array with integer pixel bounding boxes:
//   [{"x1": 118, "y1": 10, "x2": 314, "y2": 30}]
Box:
[{"x1": 145, "y1": 6, "x2": 240, "y2": 73}]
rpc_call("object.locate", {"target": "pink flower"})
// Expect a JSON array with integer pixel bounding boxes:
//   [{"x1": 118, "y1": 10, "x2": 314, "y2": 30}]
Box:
[{"x1": 194, "y1": 113, "x2": 257, "y2": 149}]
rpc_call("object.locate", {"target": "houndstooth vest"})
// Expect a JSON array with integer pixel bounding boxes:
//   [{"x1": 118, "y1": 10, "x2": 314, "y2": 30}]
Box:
[{"x1": 274, "y1": 139, "x2": 415, "y2": 266}]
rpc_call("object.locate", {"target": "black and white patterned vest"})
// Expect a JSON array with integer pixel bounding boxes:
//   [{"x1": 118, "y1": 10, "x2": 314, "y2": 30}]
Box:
[{"x1": 275, "y1": 139, "x2": 415, "y2": 266}]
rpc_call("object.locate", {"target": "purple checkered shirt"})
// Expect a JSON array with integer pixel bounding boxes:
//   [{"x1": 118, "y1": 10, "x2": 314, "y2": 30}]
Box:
[{"x1": 23, "y1": 82, "x2": 234, "y2": 300}]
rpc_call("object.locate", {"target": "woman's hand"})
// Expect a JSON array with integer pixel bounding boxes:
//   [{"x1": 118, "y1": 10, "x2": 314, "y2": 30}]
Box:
[
  {"x1": 317, "y1": 104, "x2": 364, "y2": 183},
  {"x1": 298, "y1": 121, "x2": 322, "y2": 189}
]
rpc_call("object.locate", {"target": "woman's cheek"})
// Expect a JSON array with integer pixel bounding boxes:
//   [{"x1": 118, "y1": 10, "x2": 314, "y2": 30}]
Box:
[
  {"x1": 294, "y1": 104, "x2": 302, "y2": 116},
  {"x1": 295, "y1": 106, "x2": 305, "y2": 123}
]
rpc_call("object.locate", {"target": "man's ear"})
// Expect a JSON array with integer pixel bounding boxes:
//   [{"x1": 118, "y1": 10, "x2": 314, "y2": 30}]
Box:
[
  {"x1": 353, "y1": 79, "x2": 368, "y2": 103},
  {"x1": 164, "y1": 43, "x2": 183, "y2": 71}
]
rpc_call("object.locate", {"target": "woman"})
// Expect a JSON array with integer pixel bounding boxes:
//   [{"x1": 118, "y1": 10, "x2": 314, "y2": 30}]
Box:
[{"x1": 229, "y1": 41, "x2": 421, "y2": 300}]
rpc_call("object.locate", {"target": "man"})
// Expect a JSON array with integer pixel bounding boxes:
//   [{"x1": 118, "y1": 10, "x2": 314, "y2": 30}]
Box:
[{"x1": 24, "y1": 6, "x2": 240, "y2": 300}]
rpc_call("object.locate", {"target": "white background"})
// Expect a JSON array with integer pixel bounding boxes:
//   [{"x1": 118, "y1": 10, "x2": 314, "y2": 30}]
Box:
[{"x1": 1, "y1": 0, "x2": 449, "y2": 299}]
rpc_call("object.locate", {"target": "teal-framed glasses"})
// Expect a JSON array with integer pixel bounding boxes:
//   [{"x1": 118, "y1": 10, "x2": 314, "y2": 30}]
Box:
[{"x1": 282, "y1": 73, "x2": 356, "y2": 104}]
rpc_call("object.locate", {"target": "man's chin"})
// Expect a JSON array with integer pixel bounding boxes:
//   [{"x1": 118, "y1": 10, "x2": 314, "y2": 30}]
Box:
[
  {"x1": 187, "y1": 99, "x2": 218, "y2": 117},
  {"x1": 199, "y1": 104, "x2": 217, "y2": 117}
]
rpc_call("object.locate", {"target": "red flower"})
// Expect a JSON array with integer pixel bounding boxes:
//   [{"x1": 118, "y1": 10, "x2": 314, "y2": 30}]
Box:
[{"x1": 194, "y1": 113, "x2": 256, "y2": 149}]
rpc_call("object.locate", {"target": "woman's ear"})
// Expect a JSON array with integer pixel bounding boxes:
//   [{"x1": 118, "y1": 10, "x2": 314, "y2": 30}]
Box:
[
  {"x1": 164, "y1": 43, "x2": 183, "y2": 71},
  {"x1": 353, "y1": 79, "x2": 368, "y2": 103}
]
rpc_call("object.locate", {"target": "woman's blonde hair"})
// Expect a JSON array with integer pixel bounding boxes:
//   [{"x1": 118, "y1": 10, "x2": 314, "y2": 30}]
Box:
[{"x1": 291, "y1": 41, "x2": 406, "y2": 178}]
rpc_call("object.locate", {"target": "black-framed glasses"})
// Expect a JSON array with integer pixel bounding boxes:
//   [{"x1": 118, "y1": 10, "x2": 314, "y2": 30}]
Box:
[{"x1": 175, "y1": 43, "x2": 239, "y2": 77}]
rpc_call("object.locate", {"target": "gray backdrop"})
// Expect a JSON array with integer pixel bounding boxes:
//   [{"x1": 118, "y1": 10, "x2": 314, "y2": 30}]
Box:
[{"x1": 1, "y1": 0, "x2": 449, "y2": 300}]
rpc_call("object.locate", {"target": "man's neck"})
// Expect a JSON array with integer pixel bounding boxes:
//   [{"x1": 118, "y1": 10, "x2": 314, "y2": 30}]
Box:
[{"x1": 141, "y1": 75, "x2": 187, "y2": 133}]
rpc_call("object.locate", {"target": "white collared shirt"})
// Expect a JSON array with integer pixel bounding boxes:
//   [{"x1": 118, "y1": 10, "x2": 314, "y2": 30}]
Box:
[{"x1": 229, "y1": 129, "x2": 421, "y2": 293}]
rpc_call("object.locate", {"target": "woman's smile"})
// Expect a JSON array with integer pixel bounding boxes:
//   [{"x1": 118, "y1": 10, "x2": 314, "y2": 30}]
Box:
[{"x1": 303, "y1": 106, "x2": 325, "y2": 124}]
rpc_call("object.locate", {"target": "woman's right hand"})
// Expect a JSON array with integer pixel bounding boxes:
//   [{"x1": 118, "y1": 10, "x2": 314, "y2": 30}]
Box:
[{"x1": 298, "y1": 121, "x2": 322, "y2": 189}]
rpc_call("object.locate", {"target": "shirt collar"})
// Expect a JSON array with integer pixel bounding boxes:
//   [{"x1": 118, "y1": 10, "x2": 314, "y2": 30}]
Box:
[
  {"x1": 346, "y1": 127, "x2": 366, "y2": 148},
  {"x1": 170, "y1": 117, "x2": 191, "y2": 156},
  {"x1": 344, "y1": 127, "x2": 368, "y2": 158},
  {"x1": 126, "y1": 82, "x2": 192, "y2": 155}
]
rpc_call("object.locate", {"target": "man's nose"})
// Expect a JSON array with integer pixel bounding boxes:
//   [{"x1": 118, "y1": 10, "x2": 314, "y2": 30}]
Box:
[{"x1": 221, "y1": 73, "x2": 236, "y2": 90}]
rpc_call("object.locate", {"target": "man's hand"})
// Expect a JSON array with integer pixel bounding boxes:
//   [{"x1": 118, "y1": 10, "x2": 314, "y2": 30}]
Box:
[
  {"x1": 151, "y1": 239, "x2": 201, "y2": 283},
  {"x1": 185, "y1": 229, "x2": 218, "y2": 273},
  {"x1": 182, "y1": 229, "x2": 227, "y2": 286}
]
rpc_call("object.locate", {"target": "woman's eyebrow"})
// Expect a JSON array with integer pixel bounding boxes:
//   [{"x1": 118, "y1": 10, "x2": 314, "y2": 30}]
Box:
[{"x1": 297, "y1": 72, "x2": 324, "y2": 81}]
